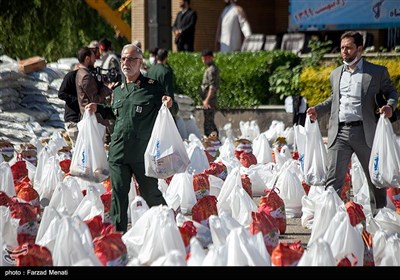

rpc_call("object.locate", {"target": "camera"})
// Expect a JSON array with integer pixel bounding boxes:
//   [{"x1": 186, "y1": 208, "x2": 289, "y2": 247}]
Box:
[{"x1": 91, "y1": 67, "x2": 122, "y2": 84}]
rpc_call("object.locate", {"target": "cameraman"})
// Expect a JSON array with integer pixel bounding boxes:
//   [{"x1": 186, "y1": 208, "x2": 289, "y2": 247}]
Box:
[
  {"x1": 76, "y1": 47, "x2": 113, "y2": 143},
  {"x1": 96, "y1": 38, "x2": 122, "y2": 85}
]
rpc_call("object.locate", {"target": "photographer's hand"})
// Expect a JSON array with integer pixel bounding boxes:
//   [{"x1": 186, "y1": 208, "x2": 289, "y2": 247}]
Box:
[{"x1": 85, "y1": 103, "x2": 98, "y2": 114}]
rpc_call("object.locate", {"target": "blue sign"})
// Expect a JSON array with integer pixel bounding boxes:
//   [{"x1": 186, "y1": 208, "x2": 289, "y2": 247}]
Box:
[{"x1": 289, "y1": 0, "x2": 400, "y2": 31}]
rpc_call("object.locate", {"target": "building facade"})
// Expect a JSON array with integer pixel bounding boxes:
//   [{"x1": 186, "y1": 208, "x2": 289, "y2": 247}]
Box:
[{"x1": 131, "y1": 0, "x2": 393, "y2": 53}]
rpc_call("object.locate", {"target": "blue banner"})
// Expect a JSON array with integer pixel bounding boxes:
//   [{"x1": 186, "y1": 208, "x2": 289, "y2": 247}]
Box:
[{"x1": 289, "y1": 0, "x2": 400, "y2": 31}]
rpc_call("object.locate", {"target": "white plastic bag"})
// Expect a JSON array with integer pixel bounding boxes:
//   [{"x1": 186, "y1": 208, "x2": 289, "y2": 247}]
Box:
[
  {"x1": 369, "y1": 115, "x2": 400, "y2": 188},
  {"x1": 145, "y1": 104, "x2": 190, "y2": 179},
  {"x1": 298, "y1": 238, "x2": 336, "y2": 266},
  {"x1": 303, "y1": 116, "x2": 327, "y2": 186},
  {"x1": 252, "y1": 133, "x2": 273, "y2": 165},
  {"x1": 0, "y1": 162, "x2": 15, "y2": 197},
  {"x1": 322, "y1": 207, "x2": 364, "y2": 266},
  {"x1": 52, "y1": 216, "x2": 101, "y2": 266},
  {"x1": 70, "y1": 110, "x2": 109, "y2": 183}
]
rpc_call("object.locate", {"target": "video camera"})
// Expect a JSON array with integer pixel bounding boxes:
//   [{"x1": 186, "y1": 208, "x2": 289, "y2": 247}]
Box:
[{"x1": 91, "y1": 67, "x2": 122, "y2": 84}]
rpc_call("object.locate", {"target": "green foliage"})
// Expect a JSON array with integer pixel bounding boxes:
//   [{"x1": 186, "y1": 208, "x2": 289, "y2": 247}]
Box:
[
  {"x1": 268, "y1": 37, "x2": 333, "y2": 100},
  {"x1": 268, "y1": 63, "x2": 302, "y2": 100},
  {"x1": 0, "y1": 0, "x2": 129, "y2": 62},
  {"x1": 300, "y1": 57, "x2": 400, "y2": 107},
  {"x1": 302, "y1": 37, "x2": 332, "y2": 67},
  {"x1": 169, "y1": 51, "x2": 300, "y2": 108},
  {"x1": 299, "y1": 66, "x2": 335, "y2": 106}
]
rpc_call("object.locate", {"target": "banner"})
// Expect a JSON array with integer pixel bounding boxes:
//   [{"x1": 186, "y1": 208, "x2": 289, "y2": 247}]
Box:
[{"x1": 289, "y1": 0, "x2": 400, "y2": 31}]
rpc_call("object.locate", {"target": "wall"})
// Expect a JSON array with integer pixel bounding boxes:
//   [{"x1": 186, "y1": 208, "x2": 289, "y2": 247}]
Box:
[
  {"x1": 133, "y1": 0, "x2": 286, "y2": 52},
  {"x1": 131, "y1": 0, "x2": 146, "y2": 49},
  {"x1": 132, "y1": 0, "x2": 389, "y2": 53}
]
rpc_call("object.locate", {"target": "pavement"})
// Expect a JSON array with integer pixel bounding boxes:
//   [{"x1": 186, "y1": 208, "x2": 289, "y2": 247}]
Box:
[{"x1": 279, "y1": 218, "x2": 311, "y2": 248}]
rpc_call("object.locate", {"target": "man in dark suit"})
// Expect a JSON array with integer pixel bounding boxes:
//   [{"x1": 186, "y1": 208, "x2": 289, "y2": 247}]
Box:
[
  {"x1": 307, "y1": 31, "x2": 398, "y2": 216},
  {"x1": 172, "y1": 0, "x2": 197, "y2": 52},
  {"x1": 58, "y1": 67, "x2": 80, "y2": 146}
]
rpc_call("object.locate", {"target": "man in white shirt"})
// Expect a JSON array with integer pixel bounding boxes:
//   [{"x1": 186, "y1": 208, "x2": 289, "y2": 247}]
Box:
[{"x1": 215, "y1": 0, "x2": 252, "y2": 53}]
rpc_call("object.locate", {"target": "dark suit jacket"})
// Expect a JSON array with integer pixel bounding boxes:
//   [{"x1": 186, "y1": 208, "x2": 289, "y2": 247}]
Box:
[
  {"x1": 172, "y1": 8, "x2": 197, "y2": 51},
  {"x1": 315, "y1": 58, "x2": 398, "y2": 148},
  {"x1": 58, "y1": 69, "x2": 80, "y2": 123}
]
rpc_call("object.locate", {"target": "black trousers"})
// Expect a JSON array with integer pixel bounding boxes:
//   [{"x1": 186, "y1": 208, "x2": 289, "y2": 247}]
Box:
[
  {"x1": 203, "y1": 108, "x2": 218, "y2": 137},
  {"x1": 326, "y1": 125, "x2": 386, "y2": 212}
]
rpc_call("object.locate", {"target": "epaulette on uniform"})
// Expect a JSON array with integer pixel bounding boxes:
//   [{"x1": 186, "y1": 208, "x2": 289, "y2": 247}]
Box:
[{"x1": 142, "y1": 76, "x2": 158, "y2": 86}]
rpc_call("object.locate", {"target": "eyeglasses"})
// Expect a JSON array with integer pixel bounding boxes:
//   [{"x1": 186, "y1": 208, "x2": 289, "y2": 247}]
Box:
[{"x1": 120, "y1": 57, "x2": 141, "y2": 63}]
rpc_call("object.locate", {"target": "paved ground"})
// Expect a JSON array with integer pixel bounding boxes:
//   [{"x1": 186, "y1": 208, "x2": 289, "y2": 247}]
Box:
[{"x1": 279, "y1": 218, "x2": 311, "y2": 248}]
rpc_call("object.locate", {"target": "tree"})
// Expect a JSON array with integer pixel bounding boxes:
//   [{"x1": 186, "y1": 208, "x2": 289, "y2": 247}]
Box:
[{"x1": 0, "y1": 0, "x2": 129, "y2": 62}]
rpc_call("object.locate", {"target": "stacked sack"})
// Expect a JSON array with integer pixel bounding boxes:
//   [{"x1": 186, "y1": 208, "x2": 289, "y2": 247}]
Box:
[{"x1": 174, "y1": 94, "x2": 202, "y2": 140}]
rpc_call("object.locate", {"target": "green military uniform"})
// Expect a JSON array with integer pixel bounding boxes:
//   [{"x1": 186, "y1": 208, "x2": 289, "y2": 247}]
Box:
[
  {"x1": 201, "y1": 62, "x2": 220, "y2": 136},
  {"x1": 97, "y1": 73, "x2": 178, "y2": 232},
  {"x1": 146, "y1": 63, "x2": 174, "y2": 96}
]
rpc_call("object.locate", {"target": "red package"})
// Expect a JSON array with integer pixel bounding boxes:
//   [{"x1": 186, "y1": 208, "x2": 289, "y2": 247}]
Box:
[
  {"x1": 93, "y1": 232, "x2": 128, "y2": 266},
  {"x1": 165, "y1": 175, "x2": 174, "y2": 185},
  {"x1": 14, "y1": 177, "x2": 32, "y2": 197},
  {"x1": 193, "y1": 173, "x2": 210, "y2": 200},
  {"x1": 387, "y1": 188, "x2": 400, "y2": 215},
  {"x1": 59, "y1": 159, "x2": 71, "y2": 174},
  {"x1": 11, "y1": 161, "x2": 28, "y2": 183},
  {"x1": 259, "y1": 188, "x2": 286, "y2": 234},
  {"x1": 249, "y1": 210, "x2": 279, "y2": 255},
  {"x1": 301, "y1": 181, "x2": 311, "y2": 195},
  {"x1": 101, "y1": 191, "x2": 113, "y2": 224},
  {"x1": 340, "y1": 172, "x2": 351, "y2": 202},
  {"x1": 84, "y1": 215, "x2": 104, "y2": 239},
  {"x1": 241, "y1": 174, "x2": 252, "y2": 198},
  {"x1": 271, "y1": 241, "x2": 304, "y2": 266},
  {"x1": 10, "y1": 202, "x2": 39, "y2": 245},
  {"x1": 337, "y1": 253, "x2": 358, "y2": 266},
  {"x1": 191, "y1": 195, "x2": 218, "y2": 227},
  {"x1": 100, "y1": 191, "x2": 112, "y2": 214},
  {"x1": 204, "y1": 161, "x2": 227, "y2": 181},
  {"x1": 103, "y1": 177, "x2": 112, "y2": 192},
  {"x1": 17, "y1": 185, "x2": 40, "y2": 215},
  {"x1": 12, "y1": 243, "x2": 52, "y2": 266},
  {"x1": 345, "y1": 201, "x2": 366, "y2": 227},
  {"x1": 239, "y1": 152, "x2": 257, "y2": 168},
  {"x1": 0, "y1": 191, "x2": 13, "y2": 207},
  {"x1": 179, "y1": 220, "x2": 197, "y2": 251}
]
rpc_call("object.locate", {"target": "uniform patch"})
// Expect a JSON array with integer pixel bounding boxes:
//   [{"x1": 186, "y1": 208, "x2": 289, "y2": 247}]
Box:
[
  {"x1": 148, "y1": 79, "x2": 154, "y2": 84},
  {"x1": 136, "y1": 106, "x2": 142, "y2": 113}
]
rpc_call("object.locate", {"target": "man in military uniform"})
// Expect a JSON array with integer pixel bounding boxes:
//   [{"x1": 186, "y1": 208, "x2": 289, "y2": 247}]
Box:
[
  {"x1": 146, "y1": 48, "x2": 174, "y2": 97},
  {"x1": 86, "y1": 44, "x2": 179, "y2": 232},
  {"x1": 200, "y1": 49, "x2": 220, "y2": 137}
]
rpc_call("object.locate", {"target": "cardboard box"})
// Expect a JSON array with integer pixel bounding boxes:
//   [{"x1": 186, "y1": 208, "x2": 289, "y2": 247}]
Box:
[{"x1": 18, "y1": 56, "x2": 46, "y2": 74}]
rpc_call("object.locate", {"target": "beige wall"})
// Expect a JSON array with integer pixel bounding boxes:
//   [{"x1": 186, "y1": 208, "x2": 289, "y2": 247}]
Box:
[
  {"x1": 131, "y1": 0, "x2": 287, "y2": 53},
  {"x1": 131, "y1": 0, "x2": 386, "y2": 53},
  {"x1": 131, "y1": 0, "x2": 146, "y2": 49}
]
